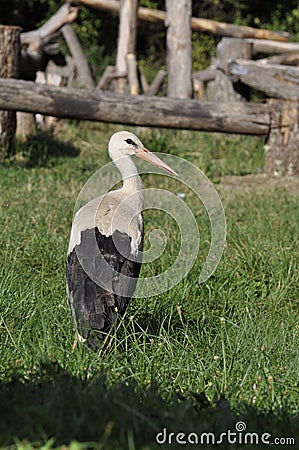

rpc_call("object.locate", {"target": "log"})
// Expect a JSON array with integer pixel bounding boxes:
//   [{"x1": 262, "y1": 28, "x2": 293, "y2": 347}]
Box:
[
  {"x1": 193, "y1": 66, "x2": 217, "y2": 83},
  {"x1": 145, "y1": 70, "x2": 167, "y2": 96},
  {"x1": 126, "y1": 53, "x2": 139, "y2": 95},
  {"x1": 230, "y1": 59, "x2": 299, "y2": 84},
  {"x1": 115, "y1": 0, "x2": 138, "y2": 93},
  {"x1": 189, "y1": 19, "x2": 289, "y2": 42},
  {"x1": 266, "y1": 99, "x2": 299, "y2": 176},
  {"x1": 0, "y1": 26, "x2": 21, "y2": 152},
  {"x1": 246, "y1": 39, "x2": 299, "y2": 55},
  {"x1": 258, "y1": 52, "x2": 299, "y2": 66},
  {"x1": 166, "y1": 0, "x2": 192, "y2": 99},
  {"x1": 0, "y1": 78, "x2": 272, "y2": 135},
  {"x1": 78, "y1": 0, "x2": 289, "y2": 41},
  {"x1": 61, "y1": 24, "x2": 94, "y2": 88},
  {"x1": 229, "y1": 62, "x2": 299, "y2": 100},
  {"x1": 21, "y1": 3, "x2": 78, "y2": 48}
]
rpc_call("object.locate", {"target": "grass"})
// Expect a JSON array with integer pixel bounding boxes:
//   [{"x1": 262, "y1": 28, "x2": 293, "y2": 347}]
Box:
[{"x1": 0, "y1": 122, "x2": 298, "y2": 449}]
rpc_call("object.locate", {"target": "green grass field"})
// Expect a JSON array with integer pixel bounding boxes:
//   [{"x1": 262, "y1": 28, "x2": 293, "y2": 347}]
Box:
[{"x1": 0, "y1": 122, "x2": 298, "y2": 449}]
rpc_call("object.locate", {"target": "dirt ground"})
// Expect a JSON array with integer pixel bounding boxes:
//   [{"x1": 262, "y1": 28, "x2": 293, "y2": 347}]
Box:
[{"x1": 218, "y1": 174, "x2": 299, "y2": 198}]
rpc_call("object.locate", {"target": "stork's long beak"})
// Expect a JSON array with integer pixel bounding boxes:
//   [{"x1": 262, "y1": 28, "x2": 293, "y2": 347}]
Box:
[{"x1": 136, "y1": 147, "x2": 178, "y2": 176}]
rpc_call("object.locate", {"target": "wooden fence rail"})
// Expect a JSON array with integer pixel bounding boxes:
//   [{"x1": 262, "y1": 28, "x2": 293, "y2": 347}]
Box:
[
  {"x1": 0, "y1": 78, "x2": 272, "y2": 135},
  {"x1": 78, "y1": 0, "x2": 289, "y2": 41}
]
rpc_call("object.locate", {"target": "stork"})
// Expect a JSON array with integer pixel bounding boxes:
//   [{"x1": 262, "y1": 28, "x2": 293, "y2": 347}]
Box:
[{"x1": 66, "y1": 131, "x2": 177, "y2": 349}]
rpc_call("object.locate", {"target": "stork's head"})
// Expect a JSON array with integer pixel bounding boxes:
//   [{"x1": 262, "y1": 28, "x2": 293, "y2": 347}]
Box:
[{"x1": 108, "y1": 131, "x2": 177, "y2": 176}]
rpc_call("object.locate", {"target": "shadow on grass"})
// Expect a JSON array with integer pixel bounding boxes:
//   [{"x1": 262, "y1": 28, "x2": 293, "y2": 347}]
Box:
[
  {"x1": 0, "y1": 360, "x2": 298, "y2": 449},
  {"x1": 13, "y1": 131, "x2": 80, "y2": 167}
]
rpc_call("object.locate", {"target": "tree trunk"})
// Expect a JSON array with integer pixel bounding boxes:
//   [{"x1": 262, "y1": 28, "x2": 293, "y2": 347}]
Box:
[
  {"x1": 0, "y1": 78, "x2": 272, "y2": 135},
  {"x1": 0, "y1": 26, "x2": 21, "y2": 153},
  {"x1": 166, "y1": 0, "x2": 192, "y2": 99},
  {"x1": 115, "y1": 0, "x2": 138, "y2": 93}
]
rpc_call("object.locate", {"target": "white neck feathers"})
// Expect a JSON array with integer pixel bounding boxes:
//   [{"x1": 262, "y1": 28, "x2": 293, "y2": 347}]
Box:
[{"x1": 113, "y1": 155, "x2": 143, "y2": 194}]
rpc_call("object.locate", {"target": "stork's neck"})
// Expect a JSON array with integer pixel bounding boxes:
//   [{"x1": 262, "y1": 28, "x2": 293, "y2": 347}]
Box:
[{"x1": 113, "y1": 155, "x2": 143, "y2": 194}]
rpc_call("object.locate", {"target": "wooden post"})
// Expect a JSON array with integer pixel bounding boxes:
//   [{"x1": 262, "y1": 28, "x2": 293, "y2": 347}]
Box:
[
  {"x1": 208, "y1": 37, "x2": 252, "y2": 102},
  {"x1": 166, "y1": 0, "x2": 192, "y2": 99},
  {"x1": 115, "y1": 0, "x2": 138, "y2": 93},
  {"x1": 0, "y1": 26, "x2": 21, "y2": 153},
  {"x1": 16, "y1": 112, "x2": 37, "y2": 141},
  {"x1": 266, "y1": 99, "x2": 299, "y2": 176},
  {"x1": 193, "y1": 79, "x2": 205, "y2": 100},
  {"x1": 126, "y1": 53, "x2": 139, "y2": 95}
]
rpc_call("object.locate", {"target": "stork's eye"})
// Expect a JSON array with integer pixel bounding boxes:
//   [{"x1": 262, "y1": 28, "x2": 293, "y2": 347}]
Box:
[{"x1": 125, "y1": 138, "x2": 135, "y2": 145}]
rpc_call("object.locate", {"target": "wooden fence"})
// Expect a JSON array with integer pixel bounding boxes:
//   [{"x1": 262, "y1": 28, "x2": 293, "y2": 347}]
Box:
[{"x1": 0, "y1": 1, "x2": 298, "y2": 175}]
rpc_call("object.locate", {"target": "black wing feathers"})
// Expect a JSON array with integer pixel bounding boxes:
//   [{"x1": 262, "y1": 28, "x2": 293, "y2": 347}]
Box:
[{"x1": 66, "y1": 227, "x2": 142, "y2": 349}]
